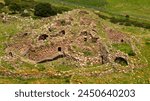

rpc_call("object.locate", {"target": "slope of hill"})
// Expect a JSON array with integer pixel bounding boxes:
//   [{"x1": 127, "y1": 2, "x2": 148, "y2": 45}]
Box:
[
  {"x1": 0, "y1": 0, "x2": 150, "y2": 84},
  {"x1": 35, "y1": 0, "x2": 150, "y2": 20}
]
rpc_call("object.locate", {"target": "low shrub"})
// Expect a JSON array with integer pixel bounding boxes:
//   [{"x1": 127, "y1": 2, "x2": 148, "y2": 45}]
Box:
[
  {"x1": 34, "y1": 2, "x2": 55, "y2": 17},
  {"x1": 0, "y1": 2, "x2": 4, "y2": 10},
  {"x1": 8, "y1": 3, "x2": 21, "y2": 13},
  {"x1": 4, "y1": 0, "x2": 21, "y2": 6}
]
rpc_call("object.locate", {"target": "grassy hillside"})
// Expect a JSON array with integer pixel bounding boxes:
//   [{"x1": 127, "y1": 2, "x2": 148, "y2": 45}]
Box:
[
  {"x1": 35, "y1": 0, "x2": 150, "y2": 21},
  {"x1": 0, "y1": 0, "x2": 150, "y2": 84},
  {"x1": 106, "y1": 0, "x2": 150, "y2": 20}
]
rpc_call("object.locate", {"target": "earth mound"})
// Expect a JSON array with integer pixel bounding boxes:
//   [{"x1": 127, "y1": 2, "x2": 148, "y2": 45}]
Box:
[{"x1": 4, "y1": 9, "x2": 146, "y2": 68}]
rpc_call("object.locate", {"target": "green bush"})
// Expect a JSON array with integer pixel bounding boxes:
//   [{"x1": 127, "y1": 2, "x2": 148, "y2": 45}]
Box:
[
  {"x1": 125, "y1": 15, "x2": 130, "y2": 19},
  {"x1": 145, "y1": 39, "x2": 150, "y2": 46},
  {"x1": 110, "y1": 16, "x2": 150, "y2": 29},
  {"x1": 34, "y1": 2, "x2": 55, "y2": 17},
  {"x1": 97, "y1": 13, "x2": 110, "y2": 20},
  {"x1": 124, "y1": 22, "x2": 132, "y2": 26},
  {"x1": 8, "y1": 3, "x2": 21, "y2": 13},
  {"x1": 0, "y1": 3, "x2": 4, "y2": 10},
  {"x1": 3, "y1": 0, "x2": 69, "y2": 17},
  {"x1": 4, "y1": 0, "x2": 21, "y2": 6},
  {"x1": 110, "y1": 17, "x2": 119, "y2": 24},
  {"x1": 4, "y1": 0, "x2": 36, "y2": 12},
  {"x1": 4, "y1": 0, "x2": 12, "y2": 6}
]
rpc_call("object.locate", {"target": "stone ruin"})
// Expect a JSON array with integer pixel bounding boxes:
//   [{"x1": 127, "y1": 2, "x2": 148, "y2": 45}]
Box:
[{"x1": 4, "y1": 9, "x2": 144, "y2": 67}]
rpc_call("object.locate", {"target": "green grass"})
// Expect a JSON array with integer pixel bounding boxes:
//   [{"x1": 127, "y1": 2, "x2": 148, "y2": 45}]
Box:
[
  {"x1": 1, "y1": 60, "x2": 15, "y2": 70},
  {"x1": 83, "y1": 50, "x2": 93, "y2": 56},
  {"x1": 71, "y1": 67, "x2": 150, "y2": 84},
  {"x1": 0, "y1": 76, "x2": 71, "y2": 84},
  {"x1": 106, "y1": 0, "x2": 150, "y2": 20},
  {"x1": 35, "y1": 0, "x2": 107, "y2": 8},
  {"x1": 35, "y1": 0, "x2": 150, "y2": 20},
  {"x1": 0, "y1": 20, "x2": 21, "y2": 56},
  {"x1": 112, "y1": 43, "x2": 135, "y2": 56},
  {"x1": 142, "y1": 38, "x2": 150, "y2": 63}
]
